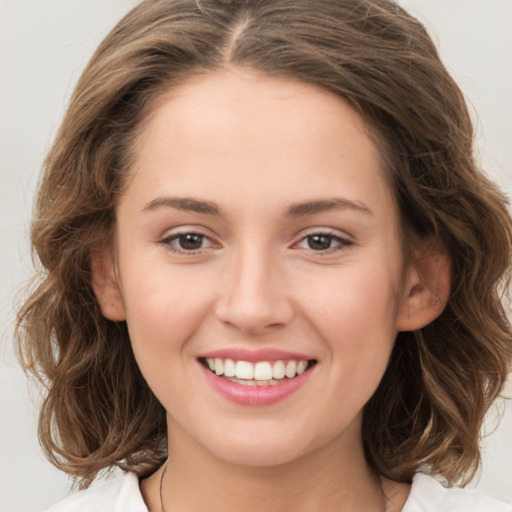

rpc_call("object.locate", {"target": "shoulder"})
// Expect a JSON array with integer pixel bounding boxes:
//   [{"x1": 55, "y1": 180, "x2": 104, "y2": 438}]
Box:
[
  {"x1": 45, "y1": 472, "x2": 148, "y2": 512},
  {"x1": 403, "y1": 473, "x2": 512, "y2": 512}
]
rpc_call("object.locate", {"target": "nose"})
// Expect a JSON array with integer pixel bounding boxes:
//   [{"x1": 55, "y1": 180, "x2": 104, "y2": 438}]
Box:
[{"x1": 214, "y1": 245, "x2": 294, "y2": 335}]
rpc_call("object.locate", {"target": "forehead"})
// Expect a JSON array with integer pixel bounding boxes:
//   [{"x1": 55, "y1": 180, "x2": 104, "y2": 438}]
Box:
[
  {"x1": 136, "y1": 68, "x2": 377, "y2": 160},
  {"x1": 125, "y1": 68, "x2": 394, "y2": 218}
]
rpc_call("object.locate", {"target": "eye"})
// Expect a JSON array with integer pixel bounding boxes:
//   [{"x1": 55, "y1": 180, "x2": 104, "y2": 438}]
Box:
[
  {"x1": 295, "y1": 232, "x2": 352, "y2": 252},
  {"x1": 160, "y1": 232, "x2": 213, "y2": 252}
]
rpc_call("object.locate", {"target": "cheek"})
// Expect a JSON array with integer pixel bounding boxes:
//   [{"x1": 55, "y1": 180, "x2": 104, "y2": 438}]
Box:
[
  {"x1": 120, "y1": 271, "x2": 216, "y2": 415},
  {"x1": 120, "y1": 266, "x2": 212, "y2": 367},
  {"x1": 304, "y1": 265, "x2": 401, "y2": 338},
  {"x1": 300, "y1": 269, "x2": 401, "y2": 401}
]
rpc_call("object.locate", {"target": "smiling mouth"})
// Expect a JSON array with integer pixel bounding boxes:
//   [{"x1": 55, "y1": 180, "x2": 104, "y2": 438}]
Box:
[{"x1": 199, "y1": 357, "x2": 317, "y2": 386}]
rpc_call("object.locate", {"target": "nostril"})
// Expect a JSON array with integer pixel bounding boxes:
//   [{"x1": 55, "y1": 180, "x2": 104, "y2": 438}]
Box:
[{"x1": 214, "y1": 277, "x2": 294, "y2": 334}]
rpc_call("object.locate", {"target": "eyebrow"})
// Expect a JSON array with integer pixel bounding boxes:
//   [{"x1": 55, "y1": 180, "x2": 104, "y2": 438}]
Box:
[
  {"x1": 143, "y1": 196, "x2": 221, "y2": 215},
  {"x1": 142, "y1": 196, "x2": 373, "y2": 217},
  {"x1": 286, "y1": 198, "x2": 373, "y2": 217}
]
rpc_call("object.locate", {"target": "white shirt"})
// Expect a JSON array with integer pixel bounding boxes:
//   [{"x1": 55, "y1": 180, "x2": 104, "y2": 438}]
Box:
[{"x1": 45, "y1": 471, "x2": 512, "y2": 511}]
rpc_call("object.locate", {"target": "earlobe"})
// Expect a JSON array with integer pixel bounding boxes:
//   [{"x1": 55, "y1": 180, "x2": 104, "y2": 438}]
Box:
[
  {"x1": 90, "y1": 246, "x2": 126, "y2": 321},
  {"x1": 396, "y1": 238, "x2": 451, "y2": 332}
]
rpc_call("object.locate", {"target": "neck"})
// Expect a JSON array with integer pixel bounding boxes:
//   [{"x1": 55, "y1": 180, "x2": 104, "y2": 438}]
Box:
[{"x1": 145, "y1": 417, "x2": 390, "y2": 512}]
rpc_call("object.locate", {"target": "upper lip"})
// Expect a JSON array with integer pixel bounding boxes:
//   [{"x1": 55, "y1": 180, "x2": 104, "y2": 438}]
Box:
[{"x1": 198, "y1": 348, "x2": 314, "y2": 362}]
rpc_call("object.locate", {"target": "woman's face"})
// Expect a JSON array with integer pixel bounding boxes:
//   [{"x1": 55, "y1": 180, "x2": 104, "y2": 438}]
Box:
[{"x1": 98, "y1": 69, "x2": 420, "y2": 467}]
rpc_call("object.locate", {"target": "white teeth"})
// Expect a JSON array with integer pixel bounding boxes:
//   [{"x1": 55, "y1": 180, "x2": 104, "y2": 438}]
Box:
[
  {"x1": 235, "y1": 360, "x2": 254, "y2": 380},
  {"x1": 205, "y1": 357, "x2": 313, "y2": 381},
  {"x1": 224, "y1": 358, "x2": 236, "y2": 377},
  {"x1": 254, "y1": 361, "x2": 273, "y2": 380},
  {"x1": 285, "y1": 360, "x2": 297, "y2": 378},
  {"x1": 272, "y1": 360, "x2": 286, "y2": 379},
  {"x1": 296, "y1": 360, "x2": 308, "y2": 375},
  {"x1": 224, "y1": 377, "x2": 282, "y2": 386},
  {"x1": 214, "y1": 358, "x2": 224, "y2": 375}
]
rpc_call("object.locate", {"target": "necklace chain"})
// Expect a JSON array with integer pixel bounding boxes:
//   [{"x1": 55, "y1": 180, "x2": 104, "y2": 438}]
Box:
[
  {"x1": 159, "y1": 461, "x2": 387, "y2": 512},
  {"x1": 159, "y1": 461, "x2": 168, "y2": 512}
]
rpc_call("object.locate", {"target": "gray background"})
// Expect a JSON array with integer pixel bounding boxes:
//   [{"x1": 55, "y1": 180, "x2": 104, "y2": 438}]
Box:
[{"x1": 1, "y1": 1, "x2": 511, "y2": 510}]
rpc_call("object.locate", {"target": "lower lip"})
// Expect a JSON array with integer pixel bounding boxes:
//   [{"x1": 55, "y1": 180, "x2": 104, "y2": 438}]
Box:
[{"x1": 200, "y1": 363, "x2": 314, "y2": 406}]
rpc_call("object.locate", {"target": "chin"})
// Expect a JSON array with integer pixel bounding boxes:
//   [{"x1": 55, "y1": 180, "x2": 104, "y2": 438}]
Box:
[
  {"x1": 214, "y1": 443, "x2": 306, "y2": 468},
  {"x1": 196, "y1": 420, "x2": 332, "y2": 469}
]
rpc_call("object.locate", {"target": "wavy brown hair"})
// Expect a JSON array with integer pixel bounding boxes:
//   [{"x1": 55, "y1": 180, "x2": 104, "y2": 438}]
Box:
[{"x1": 16, "y1": 0, "x2": 512, "y2": 489}]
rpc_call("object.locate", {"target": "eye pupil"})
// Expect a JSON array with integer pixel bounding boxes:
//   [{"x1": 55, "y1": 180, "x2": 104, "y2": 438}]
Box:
[
  {"x1": 307, "y1": 234, "x2": 332, "y2": 250},
  {"x1": 179, "y1": 233, "x2": 203, "y2": 250}
]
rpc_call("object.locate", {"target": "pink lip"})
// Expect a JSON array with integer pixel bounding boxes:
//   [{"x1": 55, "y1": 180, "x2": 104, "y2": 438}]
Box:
[
  {"x1": 199, "y1": 363, "x2": 314, "y2": 406},
  {"x1": 199, "y1": 348, "x2": 312, "y2": 362}
]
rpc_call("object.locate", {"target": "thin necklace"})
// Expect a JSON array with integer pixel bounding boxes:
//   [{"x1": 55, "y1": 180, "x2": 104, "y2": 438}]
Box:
[
  {"x1": 379, "y1": 475, "x2": 390, "y2": 512},
  {"x1": 159, "y1": 461, "x2": 388, "y2": 512},
  {"x1": 159, "y1": 461, "x2": 168, "y2": 512}
]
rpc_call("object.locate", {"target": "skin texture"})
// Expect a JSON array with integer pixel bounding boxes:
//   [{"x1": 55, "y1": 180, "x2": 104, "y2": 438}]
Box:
[{"x1": 92, "y1": 68, "x2": 450, "y2": 511}]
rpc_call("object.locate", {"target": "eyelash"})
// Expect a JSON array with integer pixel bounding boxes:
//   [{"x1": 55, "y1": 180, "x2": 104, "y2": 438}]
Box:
[
  {"x1": 158, "y1": 230, "x2": 353, "y2": 255},
  {"x1": 294, "y1": 231, "x2": 353, "y2": 254},
  {"x1": 159, "y1": 232, "x2": 214, "y2": 254}
]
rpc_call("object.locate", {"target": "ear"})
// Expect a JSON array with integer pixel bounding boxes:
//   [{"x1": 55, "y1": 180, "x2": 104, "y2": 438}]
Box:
[
  {"x1": 396, "y1": 237, "x2": 451, "y2": 332},
  {"x1": 90, "y1": 246, "x2": 126, "y2": 321}
]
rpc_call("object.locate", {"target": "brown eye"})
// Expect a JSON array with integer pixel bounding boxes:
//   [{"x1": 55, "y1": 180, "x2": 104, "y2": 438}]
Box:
[
  {"x1": 307, "y1": 234, "x2": 334, "y2": 251},
  {"x1": 177, "y1": 233, "x2": 204, "y2": 250},
  {"x1": 295, "y1": 231, "x2": 353, "y2": 253},
  {"x1": 161, "y1": 232, "x2": 212, "y2": 252}
]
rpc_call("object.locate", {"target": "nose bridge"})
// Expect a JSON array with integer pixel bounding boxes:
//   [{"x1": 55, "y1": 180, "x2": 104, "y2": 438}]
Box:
[{"x1": 215, "y1": 240, "x2": 293, "y2": 333}]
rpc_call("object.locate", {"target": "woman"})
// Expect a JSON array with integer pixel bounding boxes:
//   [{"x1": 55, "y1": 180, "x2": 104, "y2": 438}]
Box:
[{"x1": 16, "y1": 0, "x2": 512, "y2": 510}]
